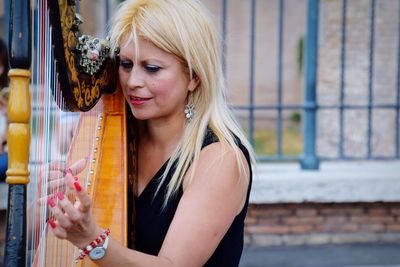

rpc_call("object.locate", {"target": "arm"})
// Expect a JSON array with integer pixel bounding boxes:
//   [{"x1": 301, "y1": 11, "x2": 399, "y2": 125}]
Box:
[{"x1": 50, "y1": 143, "x2": 250, "y2": 266}]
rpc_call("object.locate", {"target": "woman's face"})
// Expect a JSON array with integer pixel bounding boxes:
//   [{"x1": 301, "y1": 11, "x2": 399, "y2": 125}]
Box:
[{"x1": 118, "y1": 38, "x2": 197, "y2": 122}]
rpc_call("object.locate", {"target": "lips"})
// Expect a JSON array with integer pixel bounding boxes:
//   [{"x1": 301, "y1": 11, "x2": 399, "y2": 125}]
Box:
[{"x1": 129, "y1": 96, "x2": 152, "y2": 105}]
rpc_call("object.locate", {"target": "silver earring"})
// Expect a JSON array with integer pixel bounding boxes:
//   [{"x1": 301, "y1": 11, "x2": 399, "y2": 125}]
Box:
[{"x1": 184, "y1": 92, "x2": 195, "y2": 121}]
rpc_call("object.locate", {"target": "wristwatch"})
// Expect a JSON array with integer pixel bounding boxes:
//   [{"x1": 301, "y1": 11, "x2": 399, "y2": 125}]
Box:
[{"x1": 88, "y1": 235, "x2": 109, "y2": 260}]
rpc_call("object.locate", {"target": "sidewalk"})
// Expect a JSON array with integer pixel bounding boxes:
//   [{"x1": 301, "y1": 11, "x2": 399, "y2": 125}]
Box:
[{"x1": 240, "y1": 243, "x2": 400, "y2": 267}]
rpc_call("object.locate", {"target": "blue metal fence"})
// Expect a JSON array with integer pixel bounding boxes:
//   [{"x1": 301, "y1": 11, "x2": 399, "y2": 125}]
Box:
[
  {"x1": 314, "y1": 0, "x2": 400, "y2": 162},
  {"x1": 217, "y1": 0, "x2": 400, "y2": 169},
  {"x1": 300, "y1": 0, "x2": 319, "y2": 169}
]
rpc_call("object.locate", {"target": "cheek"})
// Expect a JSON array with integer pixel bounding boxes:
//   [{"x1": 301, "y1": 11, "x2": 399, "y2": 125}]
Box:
[
  {"x1": 158, "y1": 88, "x2": 185, "y2": 110},
  {"x1": 152, "y1": 77, "x2": 188, "y2": 103},
  {"x1": 152, "y1": 80, "x2": 178, "y2": 99}
]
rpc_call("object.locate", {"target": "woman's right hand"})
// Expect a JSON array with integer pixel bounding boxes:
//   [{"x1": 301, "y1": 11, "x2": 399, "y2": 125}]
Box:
[{"x1": 35, "y1": 158, "x2": 88, "y2": 216}]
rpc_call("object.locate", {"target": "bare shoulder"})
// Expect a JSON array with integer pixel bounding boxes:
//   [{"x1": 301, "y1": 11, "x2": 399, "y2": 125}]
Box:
[{"x1": 183, "y1": 142, "x2": 251, "y2": 215}]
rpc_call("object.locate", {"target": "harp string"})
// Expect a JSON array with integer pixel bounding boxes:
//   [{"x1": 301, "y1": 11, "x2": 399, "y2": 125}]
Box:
[
  {"x1": 27, "y1": 0, "x2": 83, "y2": 265},
  {"x1": 24, "y1": 1, "x2": 105, "y2": 265}
]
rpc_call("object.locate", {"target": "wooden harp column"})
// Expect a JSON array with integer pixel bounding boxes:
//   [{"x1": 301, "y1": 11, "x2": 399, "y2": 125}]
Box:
[{"x1": 4, "y1": 0, "x2": 32, "y2": 265}]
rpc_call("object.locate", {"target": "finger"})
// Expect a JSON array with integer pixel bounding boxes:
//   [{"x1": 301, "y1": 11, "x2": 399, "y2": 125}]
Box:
[
  {"x1": 67, "y1": 158, "x2": 89, "y2": 176},
  {"x1": 72, "y1": 181, "x2": 92, "y2": 213},
  {"x1": 37, "y1": 185, "x2": 73, "y2": 208},
  {"x1": 48, "y1": 219, "x2": 68, "y2": 239},
  {"x1": 65, "y1": 174, "x2": 79, "y2": 190},
  {"x1": 48, "y1": 196, "x2": 73, "y2": 229},
  {"x1": 56, "y1": 192, "x2": 81, "y2": 224}
]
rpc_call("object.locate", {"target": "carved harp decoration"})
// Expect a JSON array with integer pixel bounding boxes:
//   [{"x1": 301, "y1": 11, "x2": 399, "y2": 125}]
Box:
[
  {"x1": 47, "y1": 0, "x2": 117, "y2": 111},
  {"x1": 5, "y1": 0, "x2": 132, "y2": 266}
]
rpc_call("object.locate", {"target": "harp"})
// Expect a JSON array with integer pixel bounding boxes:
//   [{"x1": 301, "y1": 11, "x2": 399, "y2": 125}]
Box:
[{"x1": 4, "y1": 0, "x2": 135, "y2": 266}]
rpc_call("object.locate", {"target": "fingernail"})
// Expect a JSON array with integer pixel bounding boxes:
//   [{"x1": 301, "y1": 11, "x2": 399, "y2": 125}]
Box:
[
  {"x1": 74, "y1": 182, "x2": 82, "y2": 192},
  {"x1": 74, "y1": 176, "x2": 79, "y2": 181},
  {"x1": 57, "y1": 192, "x2": 64, "y2": 200},
  {"x1": 48, "y1": 219, "x2": 56, "y2": 229},
  {"x1": 48, "y1": 197, "x2": 56, "y2": 208}
]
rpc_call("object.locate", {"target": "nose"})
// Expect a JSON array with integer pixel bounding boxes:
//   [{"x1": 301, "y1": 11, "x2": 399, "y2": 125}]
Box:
[{"x1": 126, "y1": 66, "x2": 145, "y2": 89}]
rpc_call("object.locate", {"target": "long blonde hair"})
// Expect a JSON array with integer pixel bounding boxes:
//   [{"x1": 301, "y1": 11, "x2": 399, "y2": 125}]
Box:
[{"x1": 109, "y1": 0, "x2": 255, "y2": 204}]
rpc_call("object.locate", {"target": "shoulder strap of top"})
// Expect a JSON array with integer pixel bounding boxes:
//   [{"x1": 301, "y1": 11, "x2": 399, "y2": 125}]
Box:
[{"x1": 202, "y1": 128, "x2": 219, "y2": 148}]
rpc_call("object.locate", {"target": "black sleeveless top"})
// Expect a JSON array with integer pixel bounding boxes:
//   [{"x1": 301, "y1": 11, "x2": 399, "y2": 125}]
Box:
[{"x1": 134, "y1": 130, "x2": 252, "y2": 266}]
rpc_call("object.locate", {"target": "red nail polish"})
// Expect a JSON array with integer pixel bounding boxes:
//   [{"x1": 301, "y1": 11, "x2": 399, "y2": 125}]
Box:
[
  {"x1": 74, "y1": 176, "x2": 79, "y2": 181},
  {"x1": 57, "y1": 192, "x2": 64, "y2": 200},
  {"x1": 48, "y1": 219, "x2": 56, "y2": 229},
  {"x1": 48, "y1": 197, "x2": 56, "y2": 208},
  {"x1": 74, "y1": 182, "x2": 82, "y2": 192}
]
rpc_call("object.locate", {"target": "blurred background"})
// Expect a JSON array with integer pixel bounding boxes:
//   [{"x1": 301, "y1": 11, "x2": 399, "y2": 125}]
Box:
[{"x1": 1, "y1": 0, "x2": 400, "y2": 266}]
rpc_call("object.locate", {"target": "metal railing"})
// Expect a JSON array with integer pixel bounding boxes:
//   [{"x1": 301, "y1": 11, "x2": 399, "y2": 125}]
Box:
[{"x1": 214, "y1": 0, "x2": 400, "y2": 169}]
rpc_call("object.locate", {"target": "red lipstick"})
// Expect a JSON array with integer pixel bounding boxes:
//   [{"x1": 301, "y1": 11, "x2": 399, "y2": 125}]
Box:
[{"x1": 130, "y1": 96, "x2": 151, "y2": 105}]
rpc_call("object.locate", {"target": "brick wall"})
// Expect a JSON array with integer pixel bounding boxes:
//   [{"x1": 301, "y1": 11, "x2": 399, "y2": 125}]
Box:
[{"x1": 245, "y1": 202, "x2": 400, "y2": 246}]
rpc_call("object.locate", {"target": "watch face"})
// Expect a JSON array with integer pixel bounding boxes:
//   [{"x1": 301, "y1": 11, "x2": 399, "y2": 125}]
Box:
[{"x1": 89, "y1": 247, "x2": 105, "y2": 260}]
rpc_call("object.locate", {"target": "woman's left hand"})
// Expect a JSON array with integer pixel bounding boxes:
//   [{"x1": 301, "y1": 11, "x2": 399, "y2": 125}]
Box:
[{"x1": 47, "y1": 172, "x2": 103, "y2": 249}]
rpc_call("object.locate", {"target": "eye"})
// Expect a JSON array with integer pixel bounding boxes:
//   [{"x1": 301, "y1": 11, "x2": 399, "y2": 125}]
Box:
[
  {"x1": 119, "y1": 60, "x2": 133, "y2": 70},
  {"x1": 144, "y1": 64, "x2": 161, "y2": 73}
]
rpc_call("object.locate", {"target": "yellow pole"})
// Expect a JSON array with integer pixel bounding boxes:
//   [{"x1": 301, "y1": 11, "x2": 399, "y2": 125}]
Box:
[{"x1": 6, "y1": 69, "x2": 31, "y2": 185}]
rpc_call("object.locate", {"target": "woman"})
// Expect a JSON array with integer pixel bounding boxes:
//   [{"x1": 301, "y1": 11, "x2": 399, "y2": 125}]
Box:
[{"x1": 48, "y1": 0, "x2": 255, "y2": 266}]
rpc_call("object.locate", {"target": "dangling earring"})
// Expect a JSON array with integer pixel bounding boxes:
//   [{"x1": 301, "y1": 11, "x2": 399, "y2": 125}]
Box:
[{"x1": 184, "y1": 92, "x2": 195, "y2": 122}]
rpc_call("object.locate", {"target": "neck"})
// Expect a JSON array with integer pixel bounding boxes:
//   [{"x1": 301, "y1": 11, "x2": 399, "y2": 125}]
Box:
[{"x1": 142, "y1": 115, "x2": 186, "y2": 152}]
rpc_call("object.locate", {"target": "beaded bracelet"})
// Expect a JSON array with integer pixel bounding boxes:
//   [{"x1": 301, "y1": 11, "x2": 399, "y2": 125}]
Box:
[{"x1": 75, "y1": 228, "x2": 110, "y2": 262}]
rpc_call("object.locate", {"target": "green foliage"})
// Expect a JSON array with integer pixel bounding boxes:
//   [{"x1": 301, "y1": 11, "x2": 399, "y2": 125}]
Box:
[
  {"x1": 247, "y1": 125, "x2": 303, "y2": 156},
  {"x1": 296, "y1": 36, "x2": 304, "y2": 76},
  {"x1": 290, "y1": 112, "x2": 301, "y2": 123}
]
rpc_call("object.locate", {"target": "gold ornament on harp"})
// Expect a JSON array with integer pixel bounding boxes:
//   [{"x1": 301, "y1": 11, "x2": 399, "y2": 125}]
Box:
[{"x1": 54, "y1": 0, "x2": 116, "y2": 111}]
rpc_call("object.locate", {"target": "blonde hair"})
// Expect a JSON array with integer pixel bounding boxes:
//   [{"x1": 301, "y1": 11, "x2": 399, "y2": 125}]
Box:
[{"x1": 109, "y1": 0, "x2": 255, "y2": 204}]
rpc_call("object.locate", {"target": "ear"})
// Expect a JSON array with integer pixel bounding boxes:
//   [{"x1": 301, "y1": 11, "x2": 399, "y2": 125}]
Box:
[{"x1": 187, "y1": 74, "x2": 200, "y2": 92}]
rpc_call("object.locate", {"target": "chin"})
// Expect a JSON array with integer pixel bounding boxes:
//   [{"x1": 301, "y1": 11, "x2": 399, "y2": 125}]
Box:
[{"x1": 129, "y1": 108, "x2": 152, "y2": 121}]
